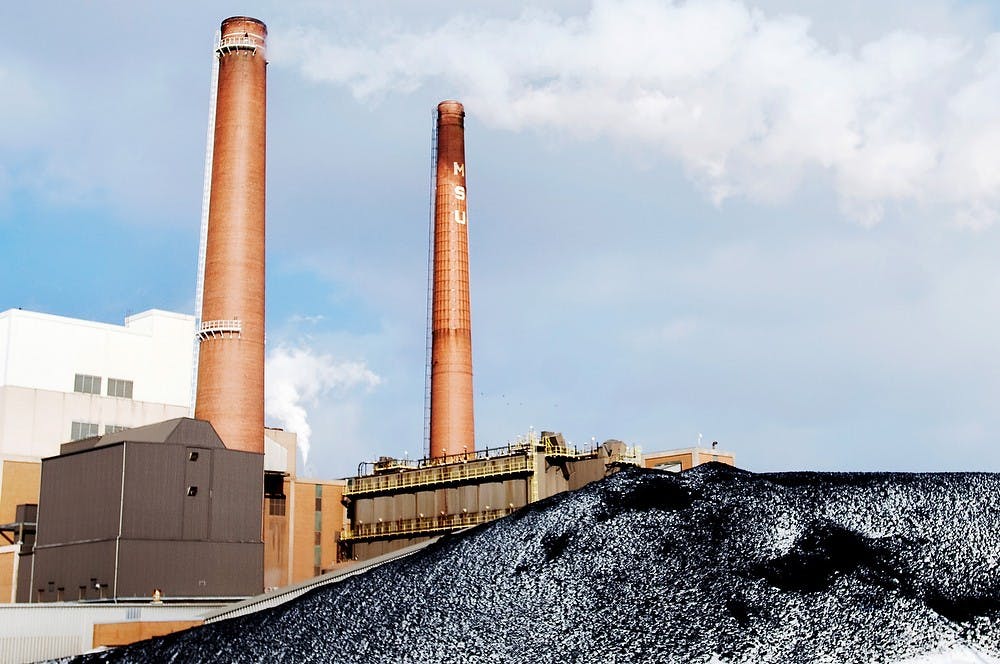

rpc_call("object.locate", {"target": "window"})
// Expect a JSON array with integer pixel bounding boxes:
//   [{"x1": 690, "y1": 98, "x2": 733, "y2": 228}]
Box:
[
  {"x1": 74, "y1": 374, "x2": 101, "y2": 395},
  {"x1": 263, "y1": 472, "x2": 285, "y2": 498},
  {"x1": 315, "y1": 497, "x2": 322, "y2": 511},
  {"x1": 104, "y1": 425, "x2": 127, "y2": 434},
  {"x1": 314, "y1": 532, "x2": 322, "y2": 545},
  {"x1": 107, "y1": 378, "x2": 133, "y2": 399},
  {"x1": 268, "y1": 497, "x2": 286, "y2": 516},
  {"x1": 70, "y1": 421, "x2": 99, "y2": 440},
  {"x1": 187, "y1": 486, "x2": 198, "y2": 497}
]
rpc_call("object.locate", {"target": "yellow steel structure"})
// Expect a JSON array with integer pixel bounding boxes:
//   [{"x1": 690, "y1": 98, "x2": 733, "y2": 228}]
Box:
[
  {"x1": 345, "y1": 454, "x2": 534, "y2": 498},
  {"x1": 345, "y1": 430, "x2": 631, "y2": 499},
  {"x1": 341, "y1": 431, "x2": 643, "y2": 546},
  {"x1": 341, "y1": 507, "x2": 516, "y2": 542}
]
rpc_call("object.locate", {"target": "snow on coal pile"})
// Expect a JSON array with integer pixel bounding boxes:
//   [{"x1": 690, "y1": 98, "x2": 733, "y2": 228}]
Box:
[{"x1": 75, "y1": 464, "x2": 1000, "y2": 663}]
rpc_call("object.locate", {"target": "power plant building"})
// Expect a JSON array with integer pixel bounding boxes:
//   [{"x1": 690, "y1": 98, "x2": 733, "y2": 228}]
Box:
[
  {"x1": 0, "y1": 307, "x2": 197, "y2": 603},
  {"x1": 643, "y1": 446, "x2": 736, "y2": 472},
  {"x1": 341, "y1": 432, "x2": 641, "y2": 561},
  {"x1": 263, "y1": 472, "x2": 346, "y2": 590},
  {"x1": 29, "y1": 419, "x2": 263, "y2": 603},
  {"x1": 0, "y1": 306, "x2": 303, "y2": 604},
  {"x1": 0, "y1": 12, "x2": 747, "y2": 658},
  {"x1": 0, "y1": 308, "x2": 195, "y2": 460}
]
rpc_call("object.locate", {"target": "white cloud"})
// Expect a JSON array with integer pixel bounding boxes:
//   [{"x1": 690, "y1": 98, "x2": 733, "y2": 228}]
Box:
[
  {"x1": 275, "y1": 0, "x2": 1000, "y2": 228},
  {"x1": 265, "y1": 344, "x2": 381, "y2": 465}
]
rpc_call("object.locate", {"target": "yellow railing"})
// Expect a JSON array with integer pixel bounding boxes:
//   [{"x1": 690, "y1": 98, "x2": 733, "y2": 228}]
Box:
[
  {"x1": 608, "y1": 447, "x2": 642, "y2": 466},
  {"x1": 345, "y1": 454, "x2": 533, "y2": 497},
  {"x1": 542, "y1": 440, "x2": 582, "y2": 458},
  {"x1": 341, "y1": 507, "x2": 515, "y2": 542}
]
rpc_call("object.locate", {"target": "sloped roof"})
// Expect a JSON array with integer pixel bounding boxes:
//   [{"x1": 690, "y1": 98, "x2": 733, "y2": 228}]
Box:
[{"x1": 58, "y1": 418, "x2": 224, "y2": 455}]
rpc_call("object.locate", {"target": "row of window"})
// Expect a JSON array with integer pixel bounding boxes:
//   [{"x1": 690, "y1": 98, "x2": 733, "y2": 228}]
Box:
[
  {"x1": 265, "y1": 487, "x2": 326, "y2": 576},
  {"x1": 314, "y1": 484, "x2": 323, "y2": 576},
  {"x1": 70, "y1": 421, "x2": 127, "y2": 440},
  {"x1": 73, "y1": 374, "x2": 134, "y2": 399}
]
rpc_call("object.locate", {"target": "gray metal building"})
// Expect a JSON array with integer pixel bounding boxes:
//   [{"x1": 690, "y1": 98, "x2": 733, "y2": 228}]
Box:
[{"x1": 30, "y1": 418, "x2": 263, "y2": 602}]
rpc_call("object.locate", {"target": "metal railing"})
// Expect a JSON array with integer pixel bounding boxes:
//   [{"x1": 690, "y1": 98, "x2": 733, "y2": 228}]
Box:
[
  {"x1": 216, "y1": 35, "x2": 259, "y2": 54},
  {"x1": 608, "y1": 446, "x2": 643, "y2": 466},
  {"x1": 360, "y1": 436, "x2": 539, "y2": 475},
  {"x1": 341, "y1": 507, "x2": 514, "y2": 542},
  {"x1": 197, "y1": 319, "x2": 242, "y2": 340},
  {"x1": 346, "y1": 454, "x2": 533, "y2": 497},
  {"x1": 345, "y1": 430, "x2": 642, "y2": 498}
]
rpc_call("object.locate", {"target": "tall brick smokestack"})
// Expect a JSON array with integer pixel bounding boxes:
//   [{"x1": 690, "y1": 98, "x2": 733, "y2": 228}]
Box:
[
  {"x1": 195, "y1": 16, "x2": 267, "y2": 454},
  {"x1": 429, "y1": 100, "x2": 475, "y2": 459}
]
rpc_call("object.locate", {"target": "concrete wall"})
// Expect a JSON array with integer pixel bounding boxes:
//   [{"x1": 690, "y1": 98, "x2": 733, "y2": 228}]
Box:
[
  {"x1": 289, "y1": 480, "x2": 344, "y2": 581},
  {"x1": 263, "y1": 497, "x2": 288, "y2": 590},
  {"x1": 0, "y1": 545, "x2": 16, "y2": 603},
  {"x1": 0, "y1": 458, "x2": 40, "y2": 523},
  {"x1": 0, "y1": 309, "x2": 193, "y2": 403},
  {"x1": 643, "y1": 448, "x2": 736, "y2": 471},
  {"x1": 263, "y1": 477, "x2": 345, "y2": 591},
  {"x1": 263, "y1": 428, "x2": 296, "y2": 475},
  {"x1": 92, "y1": 620, "x2": 203, "y2": 648},
  {"x1": 0, "y1": 308, "x2": 195, "y2": 459},
  {"x1": 0, "y1": 387, "x2": 190, "y2": 459}
]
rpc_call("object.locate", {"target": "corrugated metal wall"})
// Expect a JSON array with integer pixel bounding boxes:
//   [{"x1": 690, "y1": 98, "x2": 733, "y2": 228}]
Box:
[
  {"x1": 36, "y1": 445, "x2": 124, "y2": 546},
  {"x1": 34, "y1": 439, "x2": 263, "y2": 602},
  {"x1": 208, "y1": 451, "x2": 263, "y2": 541},
  {"x1": 122, "y1": 443, "x2": 185, "y2": 540},
  {"x1": 0, "y1": 603, "x2": 220, "y2": 663},
  {"x1": 117, "y1": 541, "x2": 262, "y2": 598}
]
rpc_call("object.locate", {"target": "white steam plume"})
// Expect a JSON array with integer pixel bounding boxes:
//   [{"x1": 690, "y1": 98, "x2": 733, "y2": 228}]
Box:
[
  {"x1": 265, "y1": 344, "x2": 381, "y2": 465},
  {"x1": 275, "y1": 0, "x2": 1000, "y2": 227}
]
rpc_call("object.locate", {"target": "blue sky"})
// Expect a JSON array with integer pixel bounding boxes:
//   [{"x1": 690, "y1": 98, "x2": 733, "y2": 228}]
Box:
[{"x1": 3, "y1": 1, "x2": 1000, "y2": 477}]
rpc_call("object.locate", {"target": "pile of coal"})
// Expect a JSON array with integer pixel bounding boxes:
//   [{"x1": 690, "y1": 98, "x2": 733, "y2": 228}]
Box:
[{"x1": 75, "y1": 464, "x2": 1000, "y2": 663}]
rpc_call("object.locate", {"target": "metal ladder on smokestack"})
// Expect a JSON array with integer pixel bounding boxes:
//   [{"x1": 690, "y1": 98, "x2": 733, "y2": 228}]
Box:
[
  {"x1": 422, "y1": 109, "x2": 438, "y2": 455},
  {"x1": 190, "y1": 31, "x2": 221, "y2": 416}
]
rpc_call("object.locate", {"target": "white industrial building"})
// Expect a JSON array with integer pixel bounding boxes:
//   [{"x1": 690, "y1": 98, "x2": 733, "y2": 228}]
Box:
[
  {"x1": 0, "y1": 308, "x2": 195, "y2": 460},
  {"x1": 0, "y1": 306, "x2": 296, "y2": 467},
  {"x1": 0, "y1": 307, "x2": 298, "y2": 607}
]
